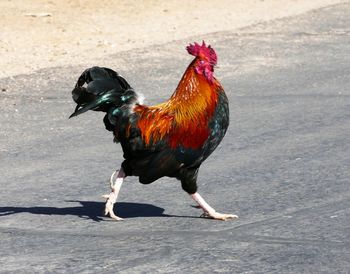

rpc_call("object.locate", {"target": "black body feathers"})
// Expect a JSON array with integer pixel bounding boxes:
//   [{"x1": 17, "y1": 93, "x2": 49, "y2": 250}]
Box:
[{"x1": 70, "y1": 67, "x2": 138, "y2": 133}]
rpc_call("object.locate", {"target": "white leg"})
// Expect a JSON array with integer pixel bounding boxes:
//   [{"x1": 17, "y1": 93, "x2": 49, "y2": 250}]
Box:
[
  {"x1": 102, "y1": 168, "x2": 125, "y2": 221},
  {"x1": 190, "y1": 192, "x2": 238, "y2": 221}
]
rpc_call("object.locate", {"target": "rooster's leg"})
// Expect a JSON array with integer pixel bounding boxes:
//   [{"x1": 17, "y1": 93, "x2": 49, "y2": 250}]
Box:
[
  {"x1": 190, "y1": 192, "x2": 238, "y2": 221},
  {"x1": 102, "y1": 168, "x2": 125, "y2": 221}
]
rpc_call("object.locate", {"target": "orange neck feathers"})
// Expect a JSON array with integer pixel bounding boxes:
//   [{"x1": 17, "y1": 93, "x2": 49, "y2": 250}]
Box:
[
  {"x1": 169, "y1": 60, "x2": 219, "y2": 122},
  {"x1": 135, "y1": 60, "x2": 221, "y2": 149}
]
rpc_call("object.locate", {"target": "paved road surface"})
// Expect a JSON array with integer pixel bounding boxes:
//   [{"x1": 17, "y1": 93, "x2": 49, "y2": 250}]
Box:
[{"x1": 1, "y1": 3, "x2": 349, "y2": 273}]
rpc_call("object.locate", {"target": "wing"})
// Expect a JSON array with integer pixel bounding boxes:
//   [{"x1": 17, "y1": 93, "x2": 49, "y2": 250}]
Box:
[{"x1": 116, "y1": 113, "x2": 181, "y2": 184}]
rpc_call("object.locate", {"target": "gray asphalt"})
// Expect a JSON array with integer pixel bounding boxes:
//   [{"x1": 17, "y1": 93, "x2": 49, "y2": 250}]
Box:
[{"x1": 1, "y1": 3, "x2": 350, "y2": 273}]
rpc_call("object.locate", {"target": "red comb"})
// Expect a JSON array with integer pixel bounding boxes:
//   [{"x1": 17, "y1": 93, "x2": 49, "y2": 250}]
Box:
[{"x1": 186, "y1": 41, "x2": 217, "y2": 65}]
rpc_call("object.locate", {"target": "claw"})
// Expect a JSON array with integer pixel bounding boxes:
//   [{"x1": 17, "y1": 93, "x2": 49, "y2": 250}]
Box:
[
  {"x1": 201, "y1": 211, "x2": 239, "y2": 221},
  {"x1": 102, "y1": 192, "x2": 124, "y2": 221}
]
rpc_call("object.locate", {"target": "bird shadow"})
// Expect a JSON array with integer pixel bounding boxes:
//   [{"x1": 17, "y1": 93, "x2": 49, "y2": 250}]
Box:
[{"x1": 0, "y1": 200, "x2": 197, "y2": 222}]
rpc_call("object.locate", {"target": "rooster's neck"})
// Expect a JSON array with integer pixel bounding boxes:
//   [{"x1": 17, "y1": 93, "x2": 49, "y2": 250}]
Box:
[
  {"x1": 135, "y1": 63, "x2": 221, "y2": 149},
  {"x1": 169, "y1": 64, "x2": 218, "y2": 108},
  {"x1": 159, "y1": 64, "x2": 220, "y2": 148}
]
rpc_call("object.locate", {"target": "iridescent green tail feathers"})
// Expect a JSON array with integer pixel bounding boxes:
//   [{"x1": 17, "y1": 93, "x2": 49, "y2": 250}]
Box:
[{"x1": 69, "y1": 66, "x2": 137, "y2": 119}]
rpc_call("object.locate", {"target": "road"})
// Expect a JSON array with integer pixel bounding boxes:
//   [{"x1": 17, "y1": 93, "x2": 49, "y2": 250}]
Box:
[{"x1": 1, "y1": 2, "x2": 350, "y2": 273}]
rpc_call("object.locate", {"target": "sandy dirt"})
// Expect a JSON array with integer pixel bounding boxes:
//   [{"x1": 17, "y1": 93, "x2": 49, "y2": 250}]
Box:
[{"x1": 0, "y1": 0, "x2": 344, "y2": 78}]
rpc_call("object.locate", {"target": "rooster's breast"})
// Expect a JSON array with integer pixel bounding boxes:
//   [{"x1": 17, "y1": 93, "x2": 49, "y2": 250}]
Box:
[{"x1": 174, "y1": 90, "x2": 229, "y2": 168}]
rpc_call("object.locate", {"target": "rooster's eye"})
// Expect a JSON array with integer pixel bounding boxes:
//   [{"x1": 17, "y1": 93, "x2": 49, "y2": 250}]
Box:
[{"x1": 199, "y1": 60, "x2": 205, "y2": 65}]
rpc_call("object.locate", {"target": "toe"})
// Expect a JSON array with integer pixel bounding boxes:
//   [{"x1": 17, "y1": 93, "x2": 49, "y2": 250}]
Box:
[
  {"x1": 203, "y1": 212, "x2": 239, "y2": 221},
  {"x1": 110, "y1": 214, "x2": 124, "y2": 221},
  {"x1": 225, "y1": 214, "x2": 239, "y2": 220}
]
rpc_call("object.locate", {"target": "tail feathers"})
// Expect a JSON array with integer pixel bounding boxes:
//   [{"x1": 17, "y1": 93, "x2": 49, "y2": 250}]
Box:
[
  {"x1": 69, "y1": 88, "x2": 136, "y2": 118},
  {"x1": 70, "y1": 66, "x2": 138, "y2": 119}
]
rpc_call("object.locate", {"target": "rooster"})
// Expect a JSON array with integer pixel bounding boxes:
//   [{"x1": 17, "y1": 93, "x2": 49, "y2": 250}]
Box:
[{"x1": 70, "y1": 41, "x2": 238, "y2": 221}]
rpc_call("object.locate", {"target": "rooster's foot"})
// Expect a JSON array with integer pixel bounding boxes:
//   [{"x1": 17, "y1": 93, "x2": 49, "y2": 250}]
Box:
[
  {"x1": 102, "y1": 191, "x2": 124, "y2": 221},
  {"x1": 201, "y1": 211, "x2": 238, "y2": 221}
]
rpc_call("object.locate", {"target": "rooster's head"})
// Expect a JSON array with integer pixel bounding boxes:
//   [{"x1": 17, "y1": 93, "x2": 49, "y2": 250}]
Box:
[{"x1": 186, "y1": 41, "x2": 217, "y2": 83}]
